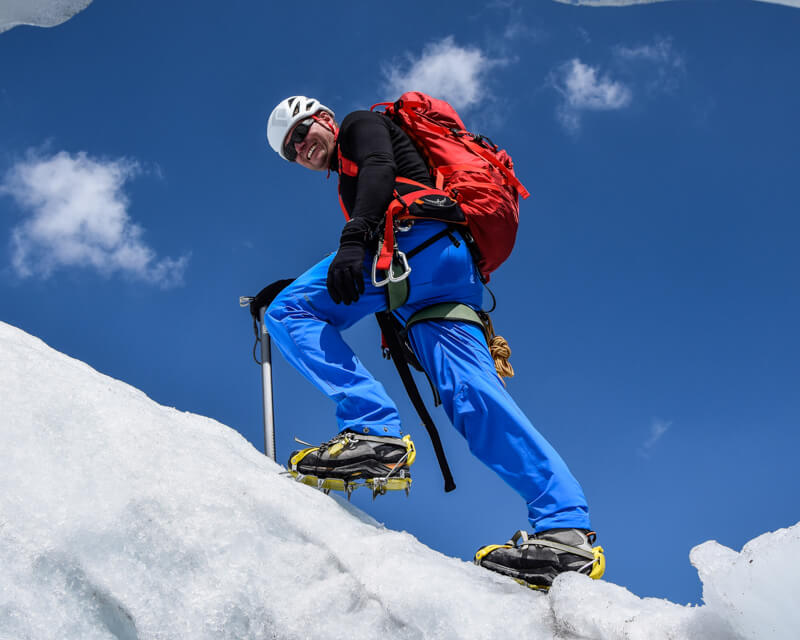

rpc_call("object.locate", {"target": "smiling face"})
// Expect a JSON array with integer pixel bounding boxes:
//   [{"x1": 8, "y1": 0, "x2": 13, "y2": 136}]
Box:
[{"x1": 287, "y1": 111, "x2": 337, "y2": 171}]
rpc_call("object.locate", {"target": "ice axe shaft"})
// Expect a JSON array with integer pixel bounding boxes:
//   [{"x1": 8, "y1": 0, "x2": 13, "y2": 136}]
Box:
[
  {"x1": 241, "y1": 279, "x2": 295, "y2": 461},
  {"x1": 258, "y1": 306, "x2": 277, "y2": 461}
]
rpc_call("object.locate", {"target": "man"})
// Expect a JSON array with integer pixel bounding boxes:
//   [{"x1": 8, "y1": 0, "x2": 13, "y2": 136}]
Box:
[{"x1": 262, "y1": 95, "x2": 604, "y2": 588}]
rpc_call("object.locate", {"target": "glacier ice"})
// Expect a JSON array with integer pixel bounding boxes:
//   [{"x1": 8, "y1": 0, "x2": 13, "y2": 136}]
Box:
[
  {"x1": 0, "y1": 320, "x2": 797, "y2": 640},
  {"x1": 0, "y1": 0, "x2": 93, "y2": 34},
  {"x1": 550, "y1": 0, "x2": 800, "y2": 8},
  {"x1": 691, "y1": 525, "x2": 800, "y2": 640}
]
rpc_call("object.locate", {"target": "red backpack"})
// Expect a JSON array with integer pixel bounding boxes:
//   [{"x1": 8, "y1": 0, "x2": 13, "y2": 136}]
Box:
[{"x1": 371, "y1": 92, "x2": 530, "y2": 280}]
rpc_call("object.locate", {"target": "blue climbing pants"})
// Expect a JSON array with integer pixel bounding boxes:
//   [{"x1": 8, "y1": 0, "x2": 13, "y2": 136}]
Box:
[{"x1": 264, "y1": 221, "x2": 590, "y2": 532}]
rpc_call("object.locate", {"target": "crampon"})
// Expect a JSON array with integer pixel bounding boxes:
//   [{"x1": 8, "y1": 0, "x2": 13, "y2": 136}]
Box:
[
  {"x1": 474, "y1": 528, "x2": 606, "y2": 591},
  {"x1": 286, "y1": 432, "x2": 415, "y2": 500}
]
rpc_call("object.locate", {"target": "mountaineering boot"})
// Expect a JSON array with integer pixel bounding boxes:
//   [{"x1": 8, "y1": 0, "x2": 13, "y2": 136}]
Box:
[
  {"x1": 474, "y1": 528, "x2": 605, "y2": 590},
  {"x1": 288, "y1": 431, "x2": 416, "y2": 499}
]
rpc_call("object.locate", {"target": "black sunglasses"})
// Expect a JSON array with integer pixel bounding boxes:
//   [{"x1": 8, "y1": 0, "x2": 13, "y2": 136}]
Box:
[{"x1": 283, "y1": 118, "x2": 314, "y2": 162}]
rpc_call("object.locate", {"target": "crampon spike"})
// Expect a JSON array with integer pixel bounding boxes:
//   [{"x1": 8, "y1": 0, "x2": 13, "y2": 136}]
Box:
[{"x1": 370, "y1": 477, "x2": 388, "y2": 500}]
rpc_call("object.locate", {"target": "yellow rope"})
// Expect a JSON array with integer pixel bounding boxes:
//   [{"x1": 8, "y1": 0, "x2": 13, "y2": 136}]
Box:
[
  {"x1": 482, "y1": 314, "x2": 514, "y2": 381},
  {"x1": 490, "y1": 335, "x2": 515, "y2": 379}
]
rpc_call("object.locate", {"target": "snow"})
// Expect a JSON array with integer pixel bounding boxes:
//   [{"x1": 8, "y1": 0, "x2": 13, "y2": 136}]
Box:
[
  {"x1": 0, "y1": 319, "x2": 797, "y2": 640},
  {"x1": 0, "y1": 0, "x2": 93, "y2": 34}
]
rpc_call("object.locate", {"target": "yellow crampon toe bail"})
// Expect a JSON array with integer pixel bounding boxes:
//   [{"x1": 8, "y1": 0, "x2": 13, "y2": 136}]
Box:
[
  {"x1": 473, "y1": 543, "x2": 511, "y2": 565},
  {"x1": 289, "y1": 446, "x2": 318, "y2": 468},
  {"x1": 588, "y1": 545, "x2": 606, "y2": 580}
]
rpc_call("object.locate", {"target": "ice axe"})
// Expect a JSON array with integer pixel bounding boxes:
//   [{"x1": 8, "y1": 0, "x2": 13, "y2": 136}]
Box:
[{"x1": 240, "y1": 279, "x2": 295, "y2": 461}]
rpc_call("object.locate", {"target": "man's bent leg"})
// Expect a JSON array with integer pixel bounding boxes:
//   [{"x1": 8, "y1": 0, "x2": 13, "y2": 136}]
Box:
[{"x1": 263, "y1": 254, "x2": 402, "y2": 437}]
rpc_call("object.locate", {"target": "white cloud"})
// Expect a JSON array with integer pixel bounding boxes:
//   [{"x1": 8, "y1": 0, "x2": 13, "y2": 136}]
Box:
[
  {"x1": 1, "y1": 150, "x2": 189, "y2": 288},
  {"x1": 615, "y1": 37, "x2": 685, "y2": 93},
  {"x1": 0, "y1": 0, "x2": 93, "y2": 34},
  {"x1": 550, "y1": 59, "x2": 632, "y2": 133},
  {"x1": 615, "y1": 37, "x2": 681, "y2": 65},
  {"x1": 552, "y1": 0, "x2": 800, "y2": 7},
  {"x1": 639, "y1": 418, "x2": 672, "y2": 457},
  {"x1": 382, "y1": 37, "x2": 502, "y2": 111}
]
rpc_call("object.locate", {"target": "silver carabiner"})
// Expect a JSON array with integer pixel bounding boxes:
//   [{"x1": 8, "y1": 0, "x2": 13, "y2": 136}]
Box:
[
  {"x1": 371, "y1": 250, "x2": 412, "y2": 287},
  {"x1": 388, "y1": 250, "x2": 412, "y2": 283}
]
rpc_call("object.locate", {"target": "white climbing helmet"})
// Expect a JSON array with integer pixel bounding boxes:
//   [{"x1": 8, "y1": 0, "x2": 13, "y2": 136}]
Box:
[{"x1": 267, "y1": 95, "x2": 334, "y2": 161}]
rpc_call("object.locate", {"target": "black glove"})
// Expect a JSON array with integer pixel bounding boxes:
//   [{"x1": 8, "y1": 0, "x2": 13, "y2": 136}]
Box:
[
  {"x1": 327, "y1": 218, "x2": 373, "y2": 305},
  {"x1": 249, "y1": 278, "x2": 295, "y2": 318}
]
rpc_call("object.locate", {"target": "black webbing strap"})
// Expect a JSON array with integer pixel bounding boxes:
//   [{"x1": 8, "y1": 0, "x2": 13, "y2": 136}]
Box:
[
  {"x1": 385, "y1": 227, "x2": 462, "y2": 313},
  {"x1": 405, "y1": 226, "x2": 461, "y2": 260},
  {"x1": 375, "y1": 311, "x2": 456, "y2": 492}
]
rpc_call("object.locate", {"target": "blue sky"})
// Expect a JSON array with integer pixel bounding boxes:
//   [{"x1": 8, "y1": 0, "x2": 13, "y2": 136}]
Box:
[{"x1": 1, "y1": 0, "x2": 798, "y2": 605}]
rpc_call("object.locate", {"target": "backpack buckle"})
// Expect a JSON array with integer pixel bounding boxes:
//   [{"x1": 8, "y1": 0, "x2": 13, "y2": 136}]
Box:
[{"x1": 372, "y1": 250, "x2": 412, "y2": 287}]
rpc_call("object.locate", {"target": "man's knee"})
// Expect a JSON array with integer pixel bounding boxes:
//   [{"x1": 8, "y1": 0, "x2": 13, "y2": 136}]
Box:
[{"x1": 264, "y1": 286, "x2": 303, "y2": 333}]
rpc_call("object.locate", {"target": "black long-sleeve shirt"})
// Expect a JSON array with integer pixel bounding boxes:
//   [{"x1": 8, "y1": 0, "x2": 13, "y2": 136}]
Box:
[{"x1": 332, "y1": 110, "x2": 433, "y2": 233}]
